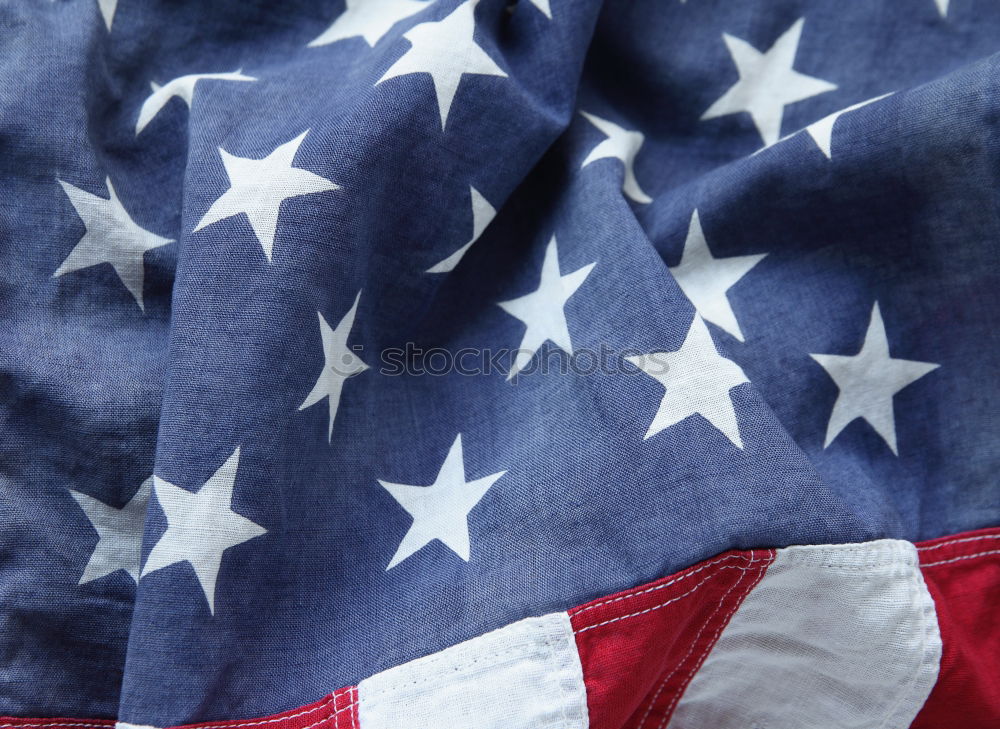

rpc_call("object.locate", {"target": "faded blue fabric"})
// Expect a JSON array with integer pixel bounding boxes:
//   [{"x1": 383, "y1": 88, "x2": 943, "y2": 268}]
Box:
[{"x1": 0, "y1": 0, "x2": 997, "y2": 723}]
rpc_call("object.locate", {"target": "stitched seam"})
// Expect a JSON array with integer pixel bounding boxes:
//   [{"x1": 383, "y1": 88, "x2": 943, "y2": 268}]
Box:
[
  {"x1": 657, "y1": 551, "x2": 767, "y2": 729},
  {"x1": 351, "y1": 687, "x2": 360, "y2": 729},
  {"x1": 0, "y1": 725, "x2": 113, "y2": 728},
  {"x1": 570, "y1": 554, "x2": 754, "y2": 617},
  {"x1": 300, "y1": 714, "x2": 327, "y2": 729},
  {"x1": 300, "y1": 697, "x2": 355, "y2": 729},
  {"x1": 638, "y1": 564, "x2": 746, "y2": 729},
  {"x1": 766, "y1": 562, "x2": 909, "y2": 571},
  {"x1": 659, "y1": 548, "x2": 772, "y2": 729},
  {"x1": 917, "y1": 534, "x2": 1000, "y2": 552},
  {"x1": 358, "y1": 643, "x2": 534, "y2": 701},
  {"x1": 574, "y1": 563, "x2": 761, "y2": 635},
  {"x1": 336, "y1": 692, "x2": 356, "y2": 718},
  {"x1": 575, "y1": 573, "x2": 723, "y2": 634},
  {"x1": 359, "y1": 623, "x2": 562, "y2": 715},
  {"x1": 635, "y1": 554, "x2": 755, "y2": 729},
  {"x1": 921, "y1": 549, "x2": 1000, "y2": 567},
  {"x1": 188, "y1": 695, "x2": 334, "y2": 729}
]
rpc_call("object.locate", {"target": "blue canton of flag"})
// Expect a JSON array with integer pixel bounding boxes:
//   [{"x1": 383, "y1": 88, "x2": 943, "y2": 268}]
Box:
[{"x1": 0, "y1": 0, "x2": 997, "y2": 726}]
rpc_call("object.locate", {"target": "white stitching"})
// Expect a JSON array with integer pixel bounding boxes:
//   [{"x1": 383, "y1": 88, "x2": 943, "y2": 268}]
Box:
[
  {"x1": 636, "y1": 553, "x2": 757, "y2": 729},
  {"x1": 299, "y1": 714, "x2": 328, "y2": 729},
  {"x1": 575, "y1": 561, "x2": 763, "y2": 635},
  {"x1": 0, "y1": 725, "x2": 112, "y2": 728},
  {"x1": 2, "y1": 696, "x2": 344, "y2": 729},
  {"x1": 656, "y1": 551, "x2": 765, "y2": 729},
  {"x1": 922, "y1": 549, "x2": 1000, "y2": 568},
  {"x1": 357, "y1": 645, "x2": 533, "y2": 701},
  {"x1": 186, "y1": 696, "x2": 334, "y2": 729},
  {"x1": 331, "y1": 695, "x2": 355, "y2": 717},
  {"x1": 298, "y1": 696, "x2": 355, "y2": 729},
  {"x1": 917, "y1": 534, "x2": 1000, "y2": 552},
  {"x1": 571, "y1": 554, "x2": 754, "y2": 617}
]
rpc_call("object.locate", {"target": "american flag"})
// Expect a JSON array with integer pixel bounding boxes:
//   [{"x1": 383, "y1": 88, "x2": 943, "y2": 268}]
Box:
[{"x1": 1, "y1": 0, "x2": 997, "y2": 727}]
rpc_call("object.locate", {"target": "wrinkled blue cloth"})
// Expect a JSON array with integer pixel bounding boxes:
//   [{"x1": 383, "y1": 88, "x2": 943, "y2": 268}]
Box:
[{"x1": 0, "y1": 0, "x2": 997, "y2": 722}]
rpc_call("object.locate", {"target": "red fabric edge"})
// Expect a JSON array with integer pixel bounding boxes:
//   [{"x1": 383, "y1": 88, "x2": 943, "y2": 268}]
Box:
[
  {"x1": 0, "y1": 720, "x2": 115, "y2": 728},
  {"x1": 158, "y1": 688, "x2": 358, "y2": 729},
  {"x1": 0, "y1": 688, "x2": 359, "y2": 729},
  {"x1": 915, "y1": 524, "x2": 1000, "y2": 566},
  {"x1": 5, "y1": 526, "x2": 999, "y2": 728},
  {"x1": 569, "y1": 548, "x2": 775, "y2": 729},
  {"x1": 911, "y1": 525, "x2": 1000, "y2": 729}
]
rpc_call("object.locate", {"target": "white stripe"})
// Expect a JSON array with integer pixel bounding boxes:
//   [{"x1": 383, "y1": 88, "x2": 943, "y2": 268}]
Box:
[
  {"x1": 358, "y1": 611, "x2": 588, "y2": 729},
  {"x1": 116, "y1": 723, "x2": 160, "y2": 729},
  {"x1": 666, "y1": 539, "x2": 941, "y2": 729}
]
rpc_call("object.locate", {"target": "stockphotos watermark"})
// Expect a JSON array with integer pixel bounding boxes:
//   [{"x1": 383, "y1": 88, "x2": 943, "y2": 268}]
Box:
[{"x1": 330, "y1": 343, "x2": 671, "y2": 378}]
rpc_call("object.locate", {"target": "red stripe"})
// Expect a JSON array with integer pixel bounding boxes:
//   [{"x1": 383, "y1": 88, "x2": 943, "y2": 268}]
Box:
[
  {"x1": 0, "y1": 688, "x2": 361, "y2": 729},
  {"x1": 911, "y1": 526, "x2": 1000, "y2": 729},
  {"x1": 0, "y1": 721, "x2": 114, "y2": 729},
  {"x1": 569, "y1": 549, "x2": 774, "y2": 729},
  {"x1": 5, "y1": 528, "x2": 1000, "y2": 728},
  {"x1": 155, "y1": 687, "x2": 358, "y2": 729}
]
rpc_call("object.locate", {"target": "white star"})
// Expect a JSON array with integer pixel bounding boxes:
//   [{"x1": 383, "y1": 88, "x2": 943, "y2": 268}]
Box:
[
  {"x1": 702, "y1": 18, "x2": 837, "y2": 147},
  {"x1": 810, "y1": 303, "x2": 939, "y2": 455},
  {"x1": 526, "y1": 0, "x2": 552, "y2": 18},
  {"x1": 69, "y1": 477, "x2": 151, "y2": 585},
  {"x1": 497, "y1": 235, "x2": 595, "y2": 380},
  {"x1": 194, "y1": 131, "x2": 339, "y2": 261},
  {"x1": 136, "y1": 70, "x2": 256, "y2": 135},
  {"x1": 377, "y1": 0, "x2": 507, "y2": 129},
  {"x1": 935, "y1": 0, "x2": 949, "y2": 17},
  {"x1": 143, "y1": 448, "x2": 266, "y2": 614},
  {"x1": 627, "y1": 314, "x2": 750, "y2": 448},
  {"x1": 802, "y1": 93, "x2": 892, "y2": 159},
  {"x1": 98, "y1": 0, "x2": 117, "y2": 30},
  {"x1": 379, "y1": 434, "x2": 505, "y2": 570},
  {"x1": 669, "y1": 210, "x2": 766, "y2": 342},
  {"x1": 54, "y1": 177, "x2": 173, "y2": 312},
  {"x1": 308, "y1": 0, "x2": 430, "y2": 47},
  {"x1": 426, "y1": 186, "x2": 496, "y2": 273},
  {"x1": 580, "y1": 111, "x2": 652, "y2": 204},
  {"x1": 299, "y1": 290, "x2": 369, "y2": 441}
]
